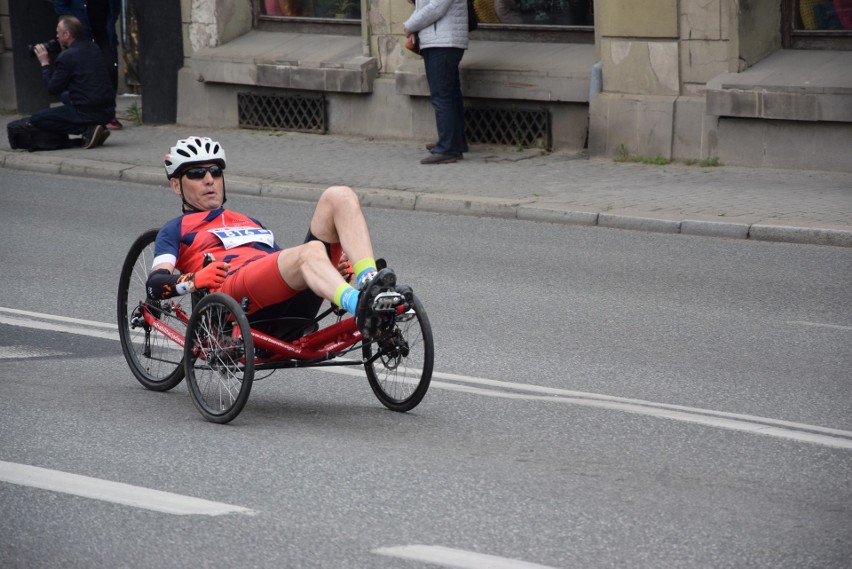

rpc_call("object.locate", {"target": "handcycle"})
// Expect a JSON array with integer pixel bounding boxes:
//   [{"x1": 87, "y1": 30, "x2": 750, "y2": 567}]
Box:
[{"x1": 117, "y1": 229, "x2": 433, "y2": 424}]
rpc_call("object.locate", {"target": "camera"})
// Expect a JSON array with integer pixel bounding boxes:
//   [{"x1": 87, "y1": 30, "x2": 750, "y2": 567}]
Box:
[{"x1": 28, "y1": 39, "x2": 61, "y2": 57}]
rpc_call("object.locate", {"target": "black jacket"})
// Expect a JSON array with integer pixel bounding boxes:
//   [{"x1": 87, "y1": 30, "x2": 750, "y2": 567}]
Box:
[{"x1": 41, "y1": 39, "x2": 115, "y2": 112}]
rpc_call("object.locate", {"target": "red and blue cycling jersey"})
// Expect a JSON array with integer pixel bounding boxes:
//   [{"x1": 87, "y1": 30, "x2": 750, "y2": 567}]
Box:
[{"x1": 153, "y1": 208, "x2": 281, "y2": 275}]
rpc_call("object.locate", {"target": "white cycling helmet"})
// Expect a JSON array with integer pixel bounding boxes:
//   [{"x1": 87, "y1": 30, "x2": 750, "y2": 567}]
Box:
[{"x1": 164, "y1": 136, "x2": 226, "y2": 179}]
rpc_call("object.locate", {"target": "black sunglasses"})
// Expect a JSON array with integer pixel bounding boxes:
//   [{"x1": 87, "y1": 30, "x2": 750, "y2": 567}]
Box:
[{"x1": 183, "y1": 165, "x2": 223, "y2": 180}]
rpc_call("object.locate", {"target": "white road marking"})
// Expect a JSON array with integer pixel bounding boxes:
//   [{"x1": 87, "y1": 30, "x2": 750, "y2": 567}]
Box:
[
  {"x1": 0, "y1": 307, "x2": 119, "y2": 341},
  {"x1": 374, "y1": 545, "x2": 558, "y2": 569},
  {"x1": 0, "y1": 461, "x2": 255, "y2": 516},
  {"x1": 0, "y1": 307, "x2": 116, "y2": 329},
  {"x1": 3, "y1": 307, "x2": 851, "y2": 449},
  {"x1": 0, "y1": 345, "x2": 70, "y2": 359},
  {"x1": 788, "y1": 320, "x2": 852, "y2": 331},
  {"x1": 313, "y1": 366, "x2": 852, "y2": 450}
]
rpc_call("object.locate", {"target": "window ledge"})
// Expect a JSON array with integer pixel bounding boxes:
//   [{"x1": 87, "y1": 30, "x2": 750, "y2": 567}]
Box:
[
  {"x1": 395, "y1": 41, "x2": 596, "y2": 102},
  {"x1": 190, "y1": 30, "x2": 377, "y2": 93},
  {"x1": 706, "y1": 50, "x2": 852, "y2": 122}
]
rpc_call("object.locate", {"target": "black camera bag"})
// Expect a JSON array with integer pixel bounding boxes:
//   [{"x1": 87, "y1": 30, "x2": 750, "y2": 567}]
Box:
[{"x1": 7, "y1": 117, "x2": 73, "y2": 152}]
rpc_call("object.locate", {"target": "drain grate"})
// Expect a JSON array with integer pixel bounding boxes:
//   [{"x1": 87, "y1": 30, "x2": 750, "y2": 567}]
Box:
[
  {"x1": 238, "y1": 92, "x2": 327, "y2": 134},
  {"x1": 464, "y1": 107, "x2": 551, "y2": 150}
]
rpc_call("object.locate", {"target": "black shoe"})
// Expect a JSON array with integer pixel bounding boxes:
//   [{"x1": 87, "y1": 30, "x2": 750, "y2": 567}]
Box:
[
  {"x1": 95, "y1": 125, "x2": 111, "y2": 147},
  {"x1": 84, "y1": 125, "x2": 108, "y2": 149},
  {"x1": 427, "y1": 142, "x2": 469, "y2": 153},
  {"x1": 355, "y1": 268, "x2": 396, "y2": 340},
  {"x1": 395, "y1": 284, "x2": 413, "y2": 304},
  {"x1": 421, "y1": 152, "x2": 460, "y2": 165},
  {"x1": 82, "y1": 125, "x2": 97, "y2": 149}
]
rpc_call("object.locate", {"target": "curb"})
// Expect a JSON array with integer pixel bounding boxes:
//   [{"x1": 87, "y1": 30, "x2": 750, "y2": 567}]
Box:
[{"x1": 2, "y1": 152, "x2": 851, "y2": 248}]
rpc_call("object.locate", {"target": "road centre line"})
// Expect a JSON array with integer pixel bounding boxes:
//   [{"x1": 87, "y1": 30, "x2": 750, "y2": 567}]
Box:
[
  {"x1": 0, "y1": 346, "x2": 71, "y2": 359},
  {"x1": 0, "y1": 307, "x2": 119, "y2": 342},
  {"x1": 788, "y1": 320, "x2": 852, "y2": 331},
  {"x1": 311, "y1": 366, "x2": 852, "y2": 450},
  {"x1": 3, "y1": 307, "x2": 852, "y2": 449},
  {"x1": 0, "y1": 307, "x2": 116, "y2": 329},
  {"x1": 0, "y1": 461, "x2": 255, "y2": 516},
  {"x1": 374, "y1": 545, "x2": 559, "y2": 569}
]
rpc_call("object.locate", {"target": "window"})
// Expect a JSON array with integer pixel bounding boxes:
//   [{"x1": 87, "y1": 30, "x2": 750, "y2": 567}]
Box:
[
  {"x1": 795, "y1": 0, "x2": 852, "y2": 29},
  {"x1": 260, "y1": 0, "x2": 361, "y2": 19},
  {"x1": 472, "y1": 0, "x2": 593, "y2": 26},
  {"x1": 783, "y1": 0, "x2": 852, "y2": 49},
  {"x1": 258, "y1": 0, "x2": 594, "y2": 28}
]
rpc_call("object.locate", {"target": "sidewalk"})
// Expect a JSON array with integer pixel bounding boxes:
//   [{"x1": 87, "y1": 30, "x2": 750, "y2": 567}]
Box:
[{"x1": 3, "y1": 95, "x2": 851, "y2": 247}]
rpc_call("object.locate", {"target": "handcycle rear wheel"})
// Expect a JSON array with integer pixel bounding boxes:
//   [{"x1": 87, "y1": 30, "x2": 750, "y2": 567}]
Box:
[
  {"x1": 117, "y1": 229, "x2": 187, "y2": 391},
  {"x1": 184, "y1": 293, "x2": 255, "y2": 424},
  {"x1": 363, "y1": 294, "x2": 433, "y2": 412}
]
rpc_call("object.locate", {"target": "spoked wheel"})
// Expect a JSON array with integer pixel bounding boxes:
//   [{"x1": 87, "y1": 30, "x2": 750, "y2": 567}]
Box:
[
  {"x1": 363, "y1": 294, "x2": 433, "y2": 412},
  {"x1": 184, "y1": 293, "x2": 254, "y2": 424},
  {"x1": 117, "y1": 229, "x2": 187, "y2": 391}
]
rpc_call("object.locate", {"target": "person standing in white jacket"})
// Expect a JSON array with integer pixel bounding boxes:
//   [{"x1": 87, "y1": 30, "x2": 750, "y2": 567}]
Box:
[{"x1": 404, "y1": 0, "x2": 469, "y2": 164}]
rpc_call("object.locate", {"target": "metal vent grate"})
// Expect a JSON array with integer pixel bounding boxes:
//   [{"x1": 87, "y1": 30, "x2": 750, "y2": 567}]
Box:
[
  {"x1": 238, "y1": 92, "x2": 327, "y2": 134},
  {"x1": 464, "y1": 107, "x2": 551, "y2": 150}
]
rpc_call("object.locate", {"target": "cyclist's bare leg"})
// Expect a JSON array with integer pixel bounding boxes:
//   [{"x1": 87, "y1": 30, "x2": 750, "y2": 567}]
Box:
[
  {"x1": 308, "y1": 186, "x2": 374, "y2": 263},
  {"x1": 276, "y1": 185, "x2": 389, "y2": 317},
  {"x1": 276, "y1": 240, "x2": 348, "y2": 302}
]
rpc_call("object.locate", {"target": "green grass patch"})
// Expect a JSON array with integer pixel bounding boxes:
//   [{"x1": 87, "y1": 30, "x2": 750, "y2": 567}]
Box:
[
  {"x1": 126, "y1": 102, "x2": 142, "y2": 126},
  {"x1": 615, "y1": 145, "x2": 720, "y2": 167},
  {"x1": 683, "y1": 157, "x2": 721, "y2": 167},
  {"x1": 614, "y1": 145, "x2": 672, "y2": 165}
]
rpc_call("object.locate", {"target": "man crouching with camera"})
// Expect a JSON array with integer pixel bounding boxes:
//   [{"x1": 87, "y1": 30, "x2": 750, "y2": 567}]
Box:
[{"x1": 29, "y1": 16, "x2": 115, "y2": 149}]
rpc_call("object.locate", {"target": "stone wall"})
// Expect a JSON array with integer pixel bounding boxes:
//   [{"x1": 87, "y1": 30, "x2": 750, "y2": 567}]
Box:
[
  {"x1": 589, "y1": 0, "x2": 745, "y2": 161},
  {"x1": 184, "y1": 0, "x2": 253, "y2": 55}
]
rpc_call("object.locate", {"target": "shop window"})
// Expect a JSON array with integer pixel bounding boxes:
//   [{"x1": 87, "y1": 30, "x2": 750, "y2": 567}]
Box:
[
  {"x1": 784, "y1": 0, "x2": 852, "y2": 48},
  {"x1": 260, "y1": 0, "x2": 361, "y2": 19},
  {"x1": 795, "y1": 0, "x2": 852, "y2": 29},
  {"x1": 472, "y1": 0, "x2": 592, "y2": 26},
  {"x1": 258, "y1": 0, "x2": 593, "y2": 27}
]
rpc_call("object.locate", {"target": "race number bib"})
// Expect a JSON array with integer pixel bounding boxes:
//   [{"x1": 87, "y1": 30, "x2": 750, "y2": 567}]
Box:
[{"x1": 209, "y1": 227, "x2": 275, "y2": 249}]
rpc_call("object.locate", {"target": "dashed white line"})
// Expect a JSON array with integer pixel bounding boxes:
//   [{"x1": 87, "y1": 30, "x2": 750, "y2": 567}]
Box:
[
  {"x1": 374, "y1": 545, "x2": 558, "y2": 569},
  {"x1": 0, "y1": 306, "x2": 119, "y2": 341},
  {"x1": 0, "y1": 346, "x2": 70, "y2": 359},
  {"x1": 0, "y1": 461, "x2": 256, "y2": 516},
  {"x1": 788, "y1": 320, "x2": 852, "y2": 331}
]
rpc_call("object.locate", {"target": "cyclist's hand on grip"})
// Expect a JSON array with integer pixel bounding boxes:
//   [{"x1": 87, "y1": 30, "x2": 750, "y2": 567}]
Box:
[
  {"x1": 194, "y1": 261, "x2": 230, "y2": 291},
  {"x1": 337, "y1": 252, "x2": 354, "y2": 282}
]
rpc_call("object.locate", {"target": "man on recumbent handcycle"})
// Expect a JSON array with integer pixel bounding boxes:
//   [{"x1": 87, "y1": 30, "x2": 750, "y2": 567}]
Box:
[{"x1": 145, "y1": 135, "x2": 411, "y2": 341}]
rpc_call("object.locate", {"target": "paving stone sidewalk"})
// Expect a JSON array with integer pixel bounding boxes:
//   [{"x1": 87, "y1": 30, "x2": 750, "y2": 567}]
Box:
[{"x1": 2, "y1": 95, "x2": 851, "y2": 247}]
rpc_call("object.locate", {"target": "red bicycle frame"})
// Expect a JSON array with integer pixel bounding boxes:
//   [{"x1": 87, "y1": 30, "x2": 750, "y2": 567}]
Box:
[{"x1": 139, "y1": 299, "x2": 376, "y2": 369}]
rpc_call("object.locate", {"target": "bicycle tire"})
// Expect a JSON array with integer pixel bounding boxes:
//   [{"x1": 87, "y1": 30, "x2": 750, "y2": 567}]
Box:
[
  {"x1": 117, "y1": 229, "x2": 187, "y2": 391},
  {"x1": 184, "y1": 292, "x2": 254, "y2": 424},
  {"x1": 363, "y1": 294, "x2": 433, "y2": 412}
]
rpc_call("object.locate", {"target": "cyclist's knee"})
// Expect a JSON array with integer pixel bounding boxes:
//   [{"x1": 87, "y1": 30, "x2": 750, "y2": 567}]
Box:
[
  {"x1": 298, "y1": 240, "x2": 328, "y2": 265},
  {"x1": 320, "y1": 185, "x2": 359, "y2": 210}
]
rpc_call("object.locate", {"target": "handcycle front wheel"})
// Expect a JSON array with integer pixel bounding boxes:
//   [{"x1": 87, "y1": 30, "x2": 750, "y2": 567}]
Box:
[
  {"x1": 184, "y1": 292, "x2": 255, "y2": 424},
  {"x1": 117, "y1": 229, "x2": 187, "y2": 392},
  {"x1": 363, "y1": 294, "x2": 433, "y2": 412}
]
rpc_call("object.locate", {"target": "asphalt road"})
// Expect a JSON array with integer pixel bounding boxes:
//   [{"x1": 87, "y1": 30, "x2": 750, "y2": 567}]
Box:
[{"x1": 1, "y1": 170, "x2": 851, "y2": 568}]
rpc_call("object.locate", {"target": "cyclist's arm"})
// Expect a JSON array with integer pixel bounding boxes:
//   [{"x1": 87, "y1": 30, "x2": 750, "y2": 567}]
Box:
[
  {"x1": 147, "y1": 260, "x2": 231, "y2": 299},
  {"x1": 147, "y1": 262, "x2": 194, "y2": 299},
  {"x1": 147, "y1": 220, "x2": 193, "y2": 299}
]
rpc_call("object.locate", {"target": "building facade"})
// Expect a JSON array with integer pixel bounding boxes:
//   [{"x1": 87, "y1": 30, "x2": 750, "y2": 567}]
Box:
[{"x1": 2, "y1": 0, "x2": 851, "y2": 171}]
